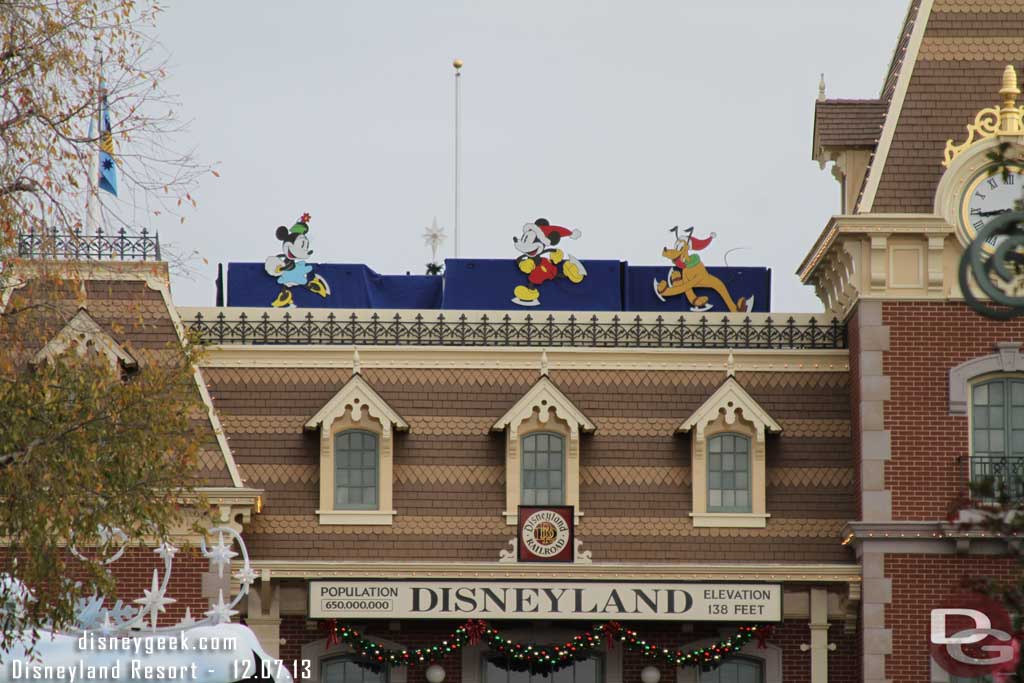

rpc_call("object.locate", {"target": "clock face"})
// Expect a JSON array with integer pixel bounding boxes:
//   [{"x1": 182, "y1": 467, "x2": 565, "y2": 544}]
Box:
[{"x1": 961, "y1": 164, "x2": 1024, "y2": 249}]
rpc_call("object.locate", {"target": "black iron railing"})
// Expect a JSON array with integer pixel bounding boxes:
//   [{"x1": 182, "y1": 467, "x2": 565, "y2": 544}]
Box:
[
  {"x1": 186, "y1": 310, "x2": 847, "y2": 349},
  {"x1": 15, "y1": 228, "x2": 161, "y2": 261},
  {"x1": 970, "y1": 454, "x2": 1024, "y2": 500}
]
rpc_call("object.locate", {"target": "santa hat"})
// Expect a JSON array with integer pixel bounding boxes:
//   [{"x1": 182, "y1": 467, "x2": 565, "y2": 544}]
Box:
[
  {"x1": 535, "y1": 218, "x2": 581, "y2": 240},
  {"x1": 683, "y1": 226, "x2": 715, "y2": 251}
]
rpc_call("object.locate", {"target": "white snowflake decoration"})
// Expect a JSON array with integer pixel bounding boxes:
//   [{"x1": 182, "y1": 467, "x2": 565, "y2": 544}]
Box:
[
  {"x1": 203, "y1": 532, "x2": 238, "y2": 579},
  {"x1": 203, "y1": 589, "x2": 238, "y2": 625},
  {"x1": 135, "y1": 569, "x2": 176, "y2": 629},
  {"x1": 0, "y1": 526, "x2": 255, "y2": 635}
]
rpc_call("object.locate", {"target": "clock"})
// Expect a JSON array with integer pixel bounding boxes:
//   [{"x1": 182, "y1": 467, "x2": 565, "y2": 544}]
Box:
[{"x1": 960, "y1": 163, "x2": 1024, "y2": 250}]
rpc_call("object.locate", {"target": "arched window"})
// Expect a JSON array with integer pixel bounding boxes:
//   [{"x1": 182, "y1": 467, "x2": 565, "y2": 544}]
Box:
[
  {"x1": 334, "y1": 430, "x2": 379, "y2": 510},
  {"x1": 699, "y1": 656, "x2": 764, "y2": 683},
  {"x1": 707, "y1": 433, "x2": 752, "y2": 513},
  {"x1": 521, "y1": 432, "x2": 565, "y2": 506},
  {"x1": 971, "y1": 378, "x2": 1024, "y2": 499},
  {"x1": 322, "y1": 657, "x2": 387, "y2": 683}
]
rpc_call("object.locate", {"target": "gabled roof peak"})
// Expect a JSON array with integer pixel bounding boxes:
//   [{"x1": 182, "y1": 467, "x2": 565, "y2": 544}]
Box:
[
  {"x1": 491, "y1": 375, "x2": 594, "y2": 436},
  {"x1": 32, "y1": 308, "x2": 137, "y2": 371},
  {"x1": 305, "y1": 373, "x2": 408, "y2": 433}
]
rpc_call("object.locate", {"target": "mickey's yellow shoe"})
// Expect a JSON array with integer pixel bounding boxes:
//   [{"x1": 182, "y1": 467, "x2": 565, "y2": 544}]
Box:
[
  {"x1": 563, "y1": 261, "x2": 584, "y2": 283},
  {"x1": 513, "y1": 285, "x2": 540, "y2": 303},
  {"x1": 518, "y1": 259, "x2": 536, "y2": 274},
  {"x1": 307, "y1": 275, "x2": 330, "y2": 297},
  {"x1": 271, "y1": 289, "x2": 294, "y2": 308}
]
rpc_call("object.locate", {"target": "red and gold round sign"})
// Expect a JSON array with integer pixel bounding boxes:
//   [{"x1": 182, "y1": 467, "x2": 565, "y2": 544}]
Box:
[{"x1": 518, "y1": 507, "x2": 573, "y2": 562}]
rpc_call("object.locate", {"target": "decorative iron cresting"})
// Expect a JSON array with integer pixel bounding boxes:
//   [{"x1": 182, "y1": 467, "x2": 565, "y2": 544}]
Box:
[
  {"x1": 187, "y1": 310, "x2": 847, "y2": 349},
  {"x1": 959, "y1": 211, "x2": 1024, "y2": 319},
  {"x1": 15, "y1": 227, "x2": 161, "y2": 261}
]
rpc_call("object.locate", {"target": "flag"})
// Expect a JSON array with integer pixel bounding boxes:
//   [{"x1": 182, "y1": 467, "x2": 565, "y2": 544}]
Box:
[{"x1": 98, "y1": 86, "x2": 117, "y2": 196}]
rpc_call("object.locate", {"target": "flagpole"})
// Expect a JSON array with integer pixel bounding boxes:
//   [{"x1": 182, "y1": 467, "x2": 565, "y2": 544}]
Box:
[
  {"x1": 452, "y1": 58, "x2": 462, "y2": 258},
  {"x1": 85, "y1": 48, "x2": 102, "y2": 234}
]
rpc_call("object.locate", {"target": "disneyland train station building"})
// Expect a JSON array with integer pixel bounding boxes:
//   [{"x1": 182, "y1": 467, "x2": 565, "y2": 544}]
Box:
[{"x1": 12, "y1": 2, "x2": 1024, "y2": 682}]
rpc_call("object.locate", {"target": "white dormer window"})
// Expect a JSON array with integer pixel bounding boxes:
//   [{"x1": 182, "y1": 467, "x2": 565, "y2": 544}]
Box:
[
  {"x1": 305, "y1": 372, "x2": 408, "y2": 525},
  {"x1": 677, "y1": 376, "x2": 781, "y2": 528},
  {"x1": 491, "y1": 375, "x2": 594, "y2": 525}
]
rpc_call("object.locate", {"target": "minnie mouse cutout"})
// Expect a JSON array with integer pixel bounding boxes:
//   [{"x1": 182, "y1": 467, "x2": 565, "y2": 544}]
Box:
[{"x1": 263, "y1": 212, "x2": 331, "y2": 308}]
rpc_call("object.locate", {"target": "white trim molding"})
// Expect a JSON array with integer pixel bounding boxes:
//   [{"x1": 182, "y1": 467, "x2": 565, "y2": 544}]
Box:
[
  {"x1": 32, "y1": 308, "x2": 138, "y2": 371},
  {"x1": 678, "y1": 377, "x2": 781, "y2": 528},
  {"x1": 949, "y1": 341, "x2": 1024, "y2": 414},
  {"x1": 307, "y1": 372, "x2": 408, "y2": 526},
  {"x1": 492, "y1": 376, "x2": 594, "y2": 524},
  {"x1": 858, "y1": 0, "x2": 935, "y2": 213}
]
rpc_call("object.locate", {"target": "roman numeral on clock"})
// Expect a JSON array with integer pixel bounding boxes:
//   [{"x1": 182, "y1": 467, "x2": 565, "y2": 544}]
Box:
[
  {"x1": 987, "y1": 234, "x2": 999, "y2": 246},
  {"x1": 988, "y1": 178, "x2": 999, "y2": 190},
  {"x1": 974, "y1": 219, "x2": 986, "y2": 231}
]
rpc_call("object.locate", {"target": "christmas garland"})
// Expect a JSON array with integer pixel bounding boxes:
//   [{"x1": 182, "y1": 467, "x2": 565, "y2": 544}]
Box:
[{"x1": 323, "y1": 619, "x2": 769, "y2": 671}]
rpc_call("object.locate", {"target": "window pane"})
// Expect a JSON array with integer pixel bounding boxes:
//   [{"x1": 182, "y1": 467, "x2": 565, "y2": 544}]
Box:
[
  {"x1": 707, "y1": 434, "x2": 752, "y2": 513},
  {"x1": 974, "y1": 384, "x2": 989, "y2": 406},
  {"x1": 992, "y1": 382, "x2": 1005, "y2": 404},
  {"x1": 1013, "y1": 381, "x2": 1024, "y2": 405},
  {"x1": 334, "y1": 431, "x2": 379, "y2": 510},
  {"x1": 992, "y1": 430, "x2": 1005, "y2": 452},
  {"x1": 521, "y1": 433, "x2": 565, "y2": 507}
]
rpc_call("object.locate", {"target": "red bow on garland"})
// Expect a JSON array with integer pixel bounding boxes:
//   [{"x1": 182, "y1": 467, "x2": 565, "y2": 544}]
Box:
[
  {"x1": 603, "y1": 621, "x2": 622, "y2": 650},
  {"x1": 323, "y1": 619, "x2": 340, "y2": 651},
  {"x1": 756, "y1": 625, "x2": 775, "y2": 649},
  {"x1": 466, "y1": 619, "x2": 488, "y2": 645}
]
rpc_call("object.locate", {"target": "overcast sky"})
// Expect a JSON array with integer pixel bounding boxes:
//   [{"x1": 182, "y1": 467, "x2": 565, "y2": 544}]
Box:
[{"x1": 150, "y1": 1, "x2": 908, "y2": 311}]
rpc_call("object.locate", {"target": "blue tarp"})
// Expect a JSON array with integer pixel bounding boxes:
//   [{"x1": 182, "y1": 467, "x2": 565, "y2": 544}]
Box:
[
  {"x1": 441, "y1": 259, "x2": 623, "y2": 311},
  {"x1": 225, "y1": 260, "x2": 771, "y2": 312},
  {"x1": 624, "y1": 266, "x2": 771, "y2": 313},
  {"x1": 226, "y1": 263, "x2": 443, "y2": 309}
]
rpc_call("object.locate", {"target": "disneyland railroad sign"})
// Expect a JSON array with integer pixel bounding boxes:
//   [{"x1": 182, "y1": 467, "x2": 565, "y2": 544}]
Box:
[
  {"x1": 309, "y1": 581, "x2": 782, "y2": 622},
  {"x1": 518, "y1": 505, "x2": 574, "y2": 562}
]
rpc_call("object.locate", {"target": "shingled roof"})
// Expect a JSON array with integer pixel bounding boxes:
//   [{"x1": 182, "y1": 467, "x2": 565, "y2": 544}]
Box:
[
  {"x1": 859, "y1": 0, "x2": 1024, "y2": 213},
  {"x1": 3, "y1": 263, "x2": 245, "y2": 490},
  {"x1": 812, "y1": 99, "x2": 886, "y2": 161}
]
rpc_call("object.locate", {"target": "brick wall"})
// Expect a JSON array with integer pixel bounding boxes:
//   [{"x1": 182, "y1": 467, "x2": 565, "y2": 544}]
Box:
[
  {"x1": 849, "y1": 305, "x2": 863, "y2": 522},
  {"x1": 18, "y1": 546, "x2": 209, "y2": 625},
  {"x1": 882, "y1": 301, "x2": 1024, "y2": 520},
  {"x1": 885, "y1": 553, "x2": 1020, "y2": 682}
]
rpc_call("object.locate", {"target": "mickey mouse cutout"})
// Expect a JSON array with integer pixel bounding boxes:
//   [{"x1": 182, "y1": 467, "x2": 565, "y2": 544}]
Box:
[
  {"x1": 512, "y1": 218, "x2": 588, "y2": 306},
  {"x1": 264, "y1": 212, "x2": 331, "y2": 308},
  {"x1": 653, "y1": 226, "x2": 752, "y2": 312}
]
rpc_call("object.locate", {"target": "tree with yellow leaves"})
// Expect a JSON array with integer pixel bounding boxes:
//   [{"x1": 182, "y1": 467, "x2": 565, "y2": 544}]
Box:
[{"x1": 1, "y1": 0, "x2": 213, "y2": 655}]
